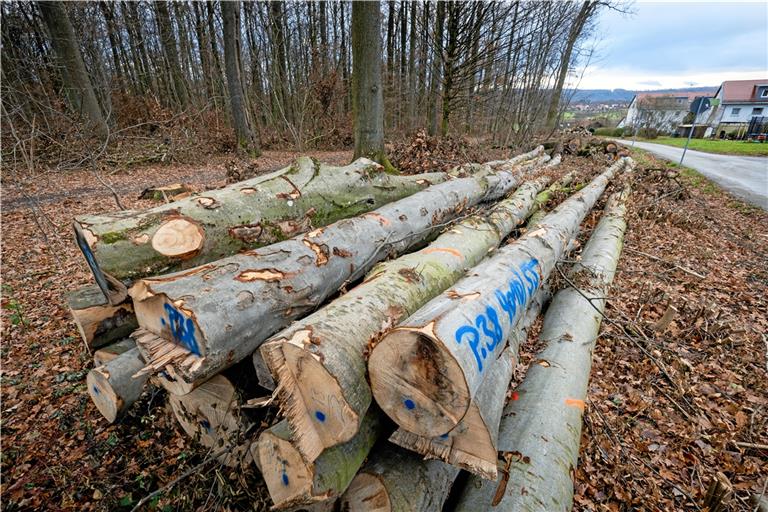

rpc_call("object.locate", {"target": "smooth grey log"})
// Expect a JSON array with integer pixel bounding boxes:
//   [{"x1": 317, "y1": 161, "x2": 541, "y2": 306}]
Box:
[
  {"x1": 87, "y1": 346, "x2": 149, "y2": 423},
  {"x1": 74, "y1": 157, "x2": 445, "y2": 303},
  {"x1": 259, "y1": 171, "x2": 554, "y2": 462},
  {"x1": 129, "y1": 151, "x2": 544, "y2": 386},
  {"x1": 93, "y1": 337, "x2": 136, "y2": 367},
  {"x1": 368, "y1": 157, "x2": 633, "y2": 438},
  {"x1": 454, "y1": 187, "x2": 630, "y2": 511},
  {"x1": 341, "y1": 445, "x2": 459, "y2": 512}
]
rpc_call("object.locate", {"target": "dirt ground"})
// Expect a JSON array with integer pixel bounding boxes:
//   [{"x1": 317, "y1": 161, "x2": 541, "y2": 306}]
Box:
[{"x1": 1, "y1": 147, "x2": 766, "y2": 511}]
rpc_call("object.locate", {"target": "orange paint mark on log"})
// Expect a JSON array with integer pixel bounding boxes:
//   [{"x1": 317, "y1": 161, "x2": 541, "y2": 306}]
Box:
[
  {"x1": 422, "y1": 247, "x2": 463, "y2": 259},
  {"x1": 363, "y1": 212, "x2": 391, "y2": 226},
  {"x1": 565, "y1": 398, "x2": 585, "y2": 411}
]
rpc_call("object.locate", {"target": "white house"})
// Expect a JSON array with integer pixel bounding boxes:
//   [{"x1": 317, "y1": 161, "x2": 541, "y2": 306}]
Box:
[
  {"x1": 703, "y1": 79, "x2": 768, "y2": 138},
  {"x1": 617, "y1": 91, "x2": 716, "y2": 135}
]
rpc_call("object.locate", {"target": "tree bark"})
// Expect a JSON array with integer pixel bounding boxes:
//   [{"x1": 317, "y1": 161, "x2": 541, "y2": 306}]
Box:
[
  {"x1": 38, "y1": 1, "x2": 108, "y2": 138},
  {"x1": 454, "y1": 187, "x2": 630, "y2": 511},
  {"x1": 258, "y1": 149, "x2": 550, "y2": 462},
  {"x1": 154, "y1": 0, "x2": 188, "y2": 108},
  {"x1": 129, "y1": 162, "x2": 527, "y2": 387},
  {"x1": 66, "y1": 285, "x2": 137, "y2": 349},
  {"x1": 368, "y1": 157, "x2": 634, "y2": 438},
  {"x1": 341, "y1": 445, "x2": 459, "y2": 512},
  {"x1": 545, "y1": 1, "x2": 599, "y2": 130},
  {"x1": 352, "y1": 1, "x2": 387, "y2": 166},
  {"x1": 74, "y1": 158, "x2": 444, "y2": 303},
  {"x1": 254, "y1": 408, "x2": 385, "y2": 510},
  {"x1": 87, "y1": 345, "x2": 149, "y2": 423},
  {"x1": 427, "y1": 1, "x2": 445, "y2": 136},
  {"x1": 222, "y1": 0, "x2": 259, "y2": 155}
]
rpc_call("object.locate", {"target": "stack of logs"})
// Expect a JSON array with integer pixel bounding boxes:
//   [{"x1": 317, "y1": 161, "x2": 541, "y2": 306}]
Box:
[{"x1": 69, "y1": 148, "x2": 635, "y2": 510}]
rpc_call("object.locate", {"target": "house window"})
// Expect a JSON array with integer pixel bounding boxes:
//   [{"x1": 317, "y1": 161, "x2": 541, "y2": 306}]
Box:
[
  {"x1": 761, "y1": 89, "x2": 768, "y2": 98},
  {"x1": 752, "y1": 108, "x2": 764, "y2": 116},
  {"x1": 731, "y1": 108, "x2": 741, "y2": 116}
]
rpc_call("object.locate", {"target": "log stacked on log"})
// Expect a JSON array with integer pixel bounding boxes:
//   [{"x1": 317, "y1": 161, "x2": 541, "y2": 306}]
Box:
[{"x1": 71, "y1": 150, "x2": 639, "y2": 510}]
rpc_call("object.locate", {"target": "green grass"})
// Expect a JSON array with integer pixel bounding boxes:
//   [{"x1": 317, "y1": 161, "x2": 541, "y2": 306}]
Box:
[{"x1": 622, "y1": 136, "x2": 768, "y2": 156}]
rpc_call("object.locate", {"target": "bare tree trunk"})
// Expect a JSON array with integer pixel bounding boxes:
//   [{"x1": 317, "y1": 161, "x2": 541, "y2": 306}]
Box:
[
  {"x1": 154, "y1": 0, "x2": 188, "y2": 108},
  {"x1": 369, "y1": 158, "x2": 634, "y2": 438},
  {"x1": 455, "y1": 187, "x2": 630, "y2": 511},
  {"x1": 546, "y1": 1, "x2": 599, "y2": 129},
  {"x1": 352, "y1": 1, "x2": 388, "y2": 166},
  {"x1": 38, "y1": 1, "x2": 107, "y2": 138},
  {"x1": 222, "y1": 0, "x2": 259, "y2": 155},
  {"x1": 427, "y1": 0, "x2": 444, "y2": 135},
  {"x1": 75, "y1": 158, "x2": 443, "y2": 303}
]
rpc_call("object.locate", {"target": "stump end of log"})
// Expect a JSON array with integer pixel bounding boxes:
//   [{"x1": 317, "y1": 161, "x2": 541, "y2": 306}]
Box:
[
  {"x1": 369, "y1": 328, "x2": 468, "y2": 438},
  {"x1": 261, "y1": 339, "x2": 359, "y2": 462},
  {"x1": 87, "y1": 366, "x2": 122, "y2": 423}
]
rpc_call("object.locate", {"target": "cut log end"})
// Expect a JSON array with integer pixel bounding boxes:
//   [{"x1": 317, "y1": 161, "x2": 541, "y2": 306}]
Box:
[
  {"x1": 264, "y1": 340, "x2": 359, "y2": 461},
  {"x1": 168, "y1": 374, "x2": 251, "y2": 467},
  {"x1": 150, "y1": 217, "x2": 205, "y2": 258},
  {"x1": 131, "y1": 289, "x2": 205, "y2": 357},
  {"x1": 368, "y1": 328, "x2": 468, "y2": 438},
  {"x1": 341, "y1": 473, "x2": 392, "y2": 512},
  {"x1": 257, "y1": 427, "x2": 314, "y2": 508},
  {"x1": 87, "y1": 367, "x2": 121, "y2": 423}
]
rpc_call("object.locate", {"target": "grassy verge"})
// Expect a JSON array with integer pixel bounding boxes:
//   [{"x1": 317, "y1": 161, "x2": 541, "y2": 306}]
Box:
[{"x1": 620, "y1": 136, "x2": 768, "y2": 157}]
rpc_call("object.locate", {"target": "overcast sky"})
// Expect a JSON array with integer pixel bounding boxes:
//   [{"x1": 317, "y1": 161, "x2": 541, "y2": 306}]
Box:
[{"x1": 577, "y1": 1, "x2": 768, "y2": 90}]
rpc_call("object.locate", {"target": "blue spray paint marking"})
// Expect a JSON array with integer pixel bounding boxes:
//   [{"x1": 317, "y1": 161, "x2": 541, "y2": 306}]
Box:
[
  {"x1": 163, "y1": 303, "x2": 200, "y2": 355},
  {"x1": 404, "y1": 398, "x2": 415, "y2": 410},
  {"x1": 454, "y1": 259, "x2": 540, "y2": 372},
  {"x1": 92, "y1": 386, "x2": 100, "y2": 395},
  {"x1": 282, "y1": 472, "x2": 289, "y2": 486},
  {"x1": 439, "y1": 433, "x2": 449, "y2": 439},
  {"x1": 200, "y1": 419, "x2": 212, "y2": 432},
  {"x1": 315, "y1": 410, "x2": 326, "y2": 422}
]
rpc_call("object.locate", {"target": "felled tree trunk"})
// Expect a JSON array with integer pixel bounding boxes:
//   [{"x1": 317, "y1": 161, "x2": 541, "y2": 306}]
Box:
[
  {"x1": 454, "y1": 187, "x2": 629, "y2": 511},
  {"x1": 130, "y1": 154, "x2": 539, "y2": 387},
  {"x1": 368, "y1": 157, "x2": 633, "y2": 438},
  {"x1": 388, "y1": 284, "x2": 548, "y2": 480},
  {"x1": 341, "y1": 445, "x2": 459, "y2": 512},
  {"x1": 87, "y1": 343, "x2": 149, "y2": 423},
  {"x1": 66, "y1": 285, "x2": 137, "y2": 349},
  {"x1": 259, "y1": 172, "x2": 553, "y2": 461},
  {"x1": 254, "y1": 408, "x2": 385, "y2": 510},
  {"x1": 74, "y1": 157, "x2": 444, "y2": 303}
]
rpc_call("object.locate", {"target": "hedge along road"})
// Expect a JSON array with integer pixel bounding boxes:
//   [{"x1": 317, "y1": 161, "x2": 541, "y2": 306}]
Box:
[{"x1": 614, "y1": 139, "x2": 768, "y2": 210}]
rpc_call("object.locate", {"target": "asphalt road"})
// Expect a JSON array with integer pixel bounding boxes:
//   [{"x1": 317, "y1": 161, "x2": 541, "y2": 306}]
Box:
[{"x1": 613, "y1": 139, "x2": 768, "y2": 209}]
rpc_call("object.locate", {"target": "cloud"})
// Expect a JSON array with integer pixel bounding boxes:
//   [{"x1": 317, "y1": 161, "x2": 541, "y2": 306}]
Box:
[{"x1": 582, "y1": 2, "x2": 768, "y2": 89}]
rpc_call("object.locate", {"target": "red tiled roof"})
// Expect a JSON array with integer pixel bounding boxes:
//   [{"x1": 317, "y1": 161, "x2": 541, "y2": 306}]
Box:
[{"x1": 720, "y1": 79, "x2": 768, "y2": 102}]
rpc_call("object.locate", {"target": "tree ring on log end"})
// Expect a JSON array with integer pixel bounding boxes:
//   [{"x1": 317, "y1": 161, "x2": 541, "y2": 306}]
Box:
[
  {"x1": 369, "y1": 329, "x2": 469, "y2": 438},
  {"x1": 341, "y1": 472, "x2": 391, "y2": 512},
  {"x1": 151, "y1": 217, "x2": 205, "y2": 258}
]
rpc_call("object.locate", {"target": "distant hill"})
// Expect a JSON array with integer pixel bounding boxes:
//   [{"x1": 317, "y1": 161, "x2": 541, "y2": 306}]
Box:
[{"x1": 568, "y1": 86, "x2": 718, "y2": 104}]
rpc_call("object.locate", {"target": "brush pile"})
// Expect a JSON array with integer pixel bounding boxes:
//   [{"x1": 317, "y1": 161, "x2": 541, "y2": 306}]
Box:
[{"x1": 69, "y1": 147, "x2": 637, "y2": 510}]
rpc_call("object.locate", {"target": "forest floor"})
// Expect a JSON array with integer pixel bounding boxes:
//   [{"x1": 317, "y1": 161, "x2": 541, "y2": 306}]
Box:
[{"x1": 1, "y1": 146, "x2": 766, "y2": 511}]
